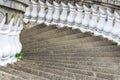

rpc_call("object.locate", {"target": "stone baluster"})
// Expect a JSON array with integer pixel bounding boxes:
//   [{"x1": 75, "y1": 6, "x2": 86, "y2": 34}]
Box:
[
  {"x1": 37, "y1": 0, "x2": 46, "y2": 24},
  {"x1": 81, "y1": 4, "x2": 91, "y2": 33},
  {"x1": 52, "y1": 0, "x2": 61, "y2": 25},
  {"x1": 23, "y1": 5, "x2": 31, "y2": 23},
  {"x1": 45, "y1": 0, "x2": 54, "y2": 26},
  {"x1": 58, "y1": 1, "x2": 68, "y2": 28},
  {"x1": 67, "y1": 1, "x2": 76, "y2": 28},
  {"x1": 30, "y1": 0, "x2": 38, "y2": 23},
  {"x1": 88, "y1": 5, "x2": 98, "y2": 33},
  {"x1": 73, "y1": 2, "x2": 83, "y2": 29},
  {"x1": 102, "y1": 8, "x2": 114, "y2": 39},
  {"x1": 94, "y1": 7, "x2": 107, "y2": 36},
  {"x1": 112, "y1": 11, "x2": 120, "y2": 44},
  {"x1": 0, "y1": 16, "x2": 6, "y2": 66},
  {"x1": 14, "y1": 21, "x2": 23, "y2": 63},
  {"x1": 8, "y1": 17, "x2": 20, "y2": 64}
]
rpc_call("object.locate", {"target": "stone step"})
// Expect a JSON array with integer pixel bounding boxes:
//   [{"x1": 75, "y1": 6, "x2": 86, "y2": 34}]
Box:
[
  {"x1": 22, "y1": 27, "x2": 77, "y2": 44},
  {"x1": 24, "y1": 45, "x2": 120, "y2": 54},
  {"x1": 24, "y1": 57, "x2": 120, "y2": 63},
  {"x1": 23, "y1": 36, "x2": 105, "y2": 48},
  {"x1": 14, "y1": 61, "x2": 96, "y2": 80},
  {"x1": 21, "y1": 24, "x2": 49, "y2": 38},
  {"x1": 21, "y1": 25, "x2": 57, "y2": 40},
  {"x1": 23, "y1": 40, "x2": 112, "y2": 51},
  {"x1": 16, "y1": 60, "x2": 120, "y2": 80},
  {"x1": 22, "y1": 32, "x2": 91, "y2": 47},
  {"x1": 23, "y1": 59, "x2": 119, "y2": 69},
  {"x1": 9, "y1": 64, "x2": 73, "y2": 80},
  {"x1": 24, "y1": 50, "x2": 120, "y2": 57},
  {"x1": 45, "y1": 32, "x2": 91, "y2": 43},
  {"x1": 22, "y1": 24, "x2": 44, "y2": 33},
  {"x1": 21, "y1": 26, "x2": 60, "y2": 42},
  {"x1": 0, "y1": 70, "x2": 26, "y2": 80},
  {"x1": 0, "y1": 66, "x2": 47, "y2": 80}
]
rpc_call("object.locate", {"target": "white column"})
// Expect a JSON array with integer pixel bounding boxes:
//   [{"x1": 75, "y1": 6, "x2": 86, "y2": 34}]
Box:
[
  {"x1": 81, "y1": 5, "x2": 91, "y2": 33},
  {"x1": 37, "y1": 0, "x2": 46, "y2": 24},
  {"x1": 102, "y1": 9, "x2": 114, "y2": 39},
  {"x1": 23, "y1": 6, "x2": 31, "y2": 23},
  {"x1": 73, "y1": 3, "x2": 83, "y2": 29},
  {"x1": 45, "y1": 1, "x2": 54, "y2": 26},
  {"x1": 88, "y1": 5, "x2": 98, "y2": 33},
  {"x1": 51, "y1": 1, "x2": 61, "y2": 25},
  {"x1": 30, "y1": 0, "x2": 38, "y2": 23},
  {"x1": 8, "y1": 18, "x2": 20, "y2": 64},
  {"x1": 67, "y1": 3, "x2": 76, "y2": 28},
  {"x1": 58, "y1": 2, "x2": 68, "y2": 28},
  {"x1": 111, "y1": 11, "x2": 120, "y2": 43},
  {"x1": 13, "y1": 23, "x2": 23, "y2": 63},
  {"x1": 94, "y1": 7, "x2": 107, "y2": 36},
  {"x1": 0, "y1": 16, "x2": 5, "y2": 66}
]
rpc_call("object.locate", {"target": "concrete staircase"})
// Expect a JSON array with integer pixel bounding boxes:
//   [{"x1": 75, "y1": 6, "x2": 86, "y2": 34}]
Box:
[{"x1": 1, "y1": 24, "x2": 120, "y2": 80}]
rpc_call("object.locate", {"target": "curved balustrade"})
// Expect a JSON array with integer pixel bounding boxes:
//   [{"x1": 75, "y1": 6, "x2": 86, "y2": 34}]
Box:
[
  {"x1": 0, "y1": 16, "x2": 23, "y2": 66},
  {"x1": 23, "y1": 0, "x2": 120, "y2": 45}
]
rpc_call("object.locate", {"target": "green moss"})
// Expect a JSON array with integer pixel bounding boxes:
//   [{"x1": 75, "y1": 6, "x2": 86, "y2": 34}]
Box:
[
  {"x1": 112, "y1": 42, "x2": 118, "y2": 46},
  {"x1": 11, "y1": 14, "x2": 16, "y2": 18},
  {"x1": 16, "y1": 52, "x2": 23, "y2": 61}
]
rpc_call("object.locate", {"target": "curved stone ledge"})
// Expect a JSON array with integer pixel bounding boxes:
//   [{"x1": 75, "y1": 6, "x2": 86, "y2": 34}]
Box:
[{"x1": 0, "y1": 0, "x2": 28, "y2": 13}]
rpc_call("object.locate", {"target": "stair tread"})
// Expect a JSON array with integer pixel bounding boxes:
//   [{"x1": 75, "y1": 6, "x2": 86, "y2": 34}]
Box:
[
  {"x1": 15, "y1": 60, "x2": 120, "y2": 79},
  {"x1": 0, "y1": 70, "x2": 26, "y2": 80},
  {"x1": 0, "y1": 66, "x2": 48, "y2": 80},
  {"x1": 24, "y1": 45, "x2": 120, "y2": 53},
  {"x1": 9, "y1": 64, "x2": 73, "y2": 80}
]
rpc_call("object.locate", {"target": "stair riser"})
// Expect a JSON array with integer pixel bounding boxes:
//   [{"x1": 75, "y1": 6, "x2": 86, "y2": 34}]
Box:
[
  {"x1": 23, "y1": 36, "x2": 103, "y2": 47},
  {"x1": 0, "y1": 67, "x2": 41, "y2": 80},
  {"x1": 22, "y1": 32, "x2": 90, "y2": 45},
  {"x1": 22, "y1": 29, "x2": 81, "y2": 44},
  {"x1": 22, "y1": 25, "x2": 56, "y2": 38},
  {"x1": 22, "y1": 27, "x2": 73, "y2": 40},
  {"x1": 23, "y1": 60, "x2": 118, "y2": 69},
  {"x1": 9, "y1": 65, "x2": 73, "y2": 80},
  {"x1": 23, "y1": 46, "x2": 120, "y2": 55},
  {"x1": 23, "y1": 41, "x2": 112, "y2": 51},
  {"x1": 24, "y1": 57, "x2": 120, "y2": 63}
]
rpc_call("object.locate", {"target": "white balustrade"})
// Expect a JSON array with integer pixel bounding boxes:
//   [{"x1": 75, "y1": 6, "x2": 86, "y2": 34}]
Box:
[
  {"x1": 67, "y1": 3, "x2": 76, "y2": 28},
  {"x1": 44, "y1": 1, "x2": 54, "y2": 26},
  {"x1": 72, "y1": 3, "x2": 83, "y2": 29},
  {"x1": 37, "y1": 0, "x2": 46, "y2": 24},
  {"x1": 81, "y1": 5, "x2": 91, "y2": 33},
  {"x1": 58, "y1": 2, "x2": 68, "y2": 28},
  {"x1": 23, "y1": 0, "x2": 120, "y2": 44}
]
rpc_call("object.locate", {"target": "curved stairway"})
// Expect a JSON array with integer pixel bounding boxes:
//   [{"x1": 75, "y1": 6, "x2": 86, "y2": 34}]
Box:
[{"x1": 1, "y1": 24, "x2": 120, "y2": 80}]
